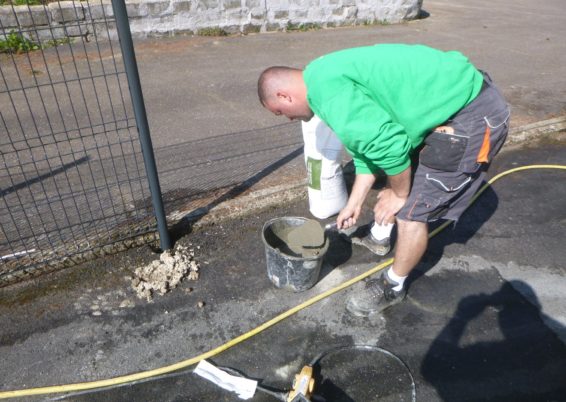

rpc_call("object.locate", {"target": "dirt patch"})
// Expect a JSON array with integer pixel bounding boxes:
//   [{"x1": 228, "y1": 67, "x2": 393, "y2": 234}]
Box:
[{"x1": 131, "y1": 244, "x2": 199, "y2": 301}]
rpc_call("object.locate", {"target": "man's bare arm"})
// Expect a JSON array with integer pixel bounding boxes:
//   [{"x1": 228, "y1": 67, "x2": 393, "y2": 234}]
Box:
[
  {"x1": 374, "y1": 166, "x2": 412, "y2": 224},
  {"x1": 337, "y1": 173, "x2": 376, "y2": 229}
]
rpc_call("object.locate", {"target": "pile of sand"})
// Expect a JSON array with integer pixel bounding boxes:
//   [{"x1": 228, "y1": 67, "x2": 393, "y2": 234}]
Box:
[{"x1": 132, "y1": 244, "x2": 199, "y2": 301}]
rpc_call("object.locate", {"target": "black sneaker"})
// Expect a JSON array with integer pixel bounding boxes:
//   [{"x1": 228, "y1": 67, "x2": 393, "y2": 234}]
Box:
[
  {"x1": 346, "y1": 271, "x2": 406, "y2": 317},
  {"x1": 346, "y1": 224, "x2": 391, "y2": 256}
]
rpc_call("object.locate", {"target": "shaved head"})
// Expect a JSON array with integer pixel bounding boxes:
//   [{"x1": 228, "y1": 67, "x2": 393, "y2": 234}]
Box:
[
  {"x1": 257, "y1": 66, "x2": 314, "y2": 121},
  {"x1": 257, "y1": 66, "x2": 301, "y2": 105}
]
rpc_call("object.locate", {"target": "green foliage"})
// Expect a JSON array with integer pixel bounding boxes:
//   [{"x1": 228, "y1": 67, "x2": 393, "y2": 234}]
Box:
[
  {"x1": 364, "y1": 20, "x2": 391, "y2": 26},
  {"x1": 242, "y1": 24, "x2": 261, "y2": 35},
  {"x1": 286, "y1": 22, "x2": 322, "y2": 32},
  {"x1": 0, "y1": 0, "x2": 44, "y2": 5},
  {"x1": 44, "y1": 37, "x2": 73, "y2": 48},
  {"x1": 0, "y1": 31, "x2": 39, "y2": 53},
  {"x1": 0, "y1": 29, "x2": 74, "y2": 54},
  {"x1": 197, "y1": 27, "x2": 228, "y2": 37},
  {"x1": 362, "y1": 19, "x2": 391, "y2": 26}
]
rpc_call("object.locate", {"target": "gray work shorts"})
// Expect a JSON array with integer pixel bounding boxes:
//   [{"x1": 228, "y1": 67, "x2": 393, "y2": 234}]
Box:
[{"x1": 397, "y1": 72, "x2": 510, "y2": 223}]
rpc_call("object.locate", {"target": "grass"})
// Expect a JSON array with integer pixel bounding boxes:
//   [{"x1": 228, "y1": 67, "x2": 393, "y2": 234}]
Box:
[
  {"x1": 0, "y1": 0, "x2": 45, "y2": 5},
  {"x1": 196, "y1": 27, "x2": 228, "y2": 37},
  {"x1": 363, "y1": 19, "x2": 391, "y2": 26},
  {"x1": 286, "y1": 22, "x2": 322, "y2": 32}
]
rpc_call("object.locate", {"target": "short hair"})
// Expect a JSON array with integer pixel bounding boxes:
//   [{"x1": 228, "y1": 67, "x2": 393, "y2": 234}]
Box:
[{"x1": 257, "y1": 66, "x2": 301, "y2": 105}]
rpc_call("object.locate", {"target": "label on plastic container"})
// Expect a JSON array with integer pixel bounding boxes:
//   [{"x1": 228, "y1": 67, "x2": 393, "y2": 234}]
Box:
[{"x1": 307, "y1": 157, "x2": 322, "y2": 190}]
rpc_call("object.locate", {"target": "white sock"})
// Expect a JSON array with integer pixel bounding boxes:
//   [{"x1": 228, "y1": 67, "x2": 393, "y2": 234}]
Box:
[
  {"x1": 371, "y1": 222, "x2": 394, "y2": 241},
  {"x1": 387, "y1": 267, "x2": 407, "y2": 292}
]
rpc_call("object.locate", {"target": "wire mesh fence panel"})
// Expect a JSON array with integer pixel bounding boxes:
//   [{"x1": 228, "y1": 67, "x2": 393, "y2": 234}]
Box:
[
  {"x1": 0, "y1": 0, "x2": 157, "y2": 285},
  {"x1": 152, "y1": 123, "x2": 305, "y2": 214}
]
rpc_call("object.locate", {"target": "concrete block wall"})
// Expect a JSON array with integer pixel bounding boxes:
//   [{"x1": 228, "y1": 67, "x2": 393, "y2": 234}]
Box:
[{"x1": 0, "y1": 0, "x2": 422, "y2": 43}]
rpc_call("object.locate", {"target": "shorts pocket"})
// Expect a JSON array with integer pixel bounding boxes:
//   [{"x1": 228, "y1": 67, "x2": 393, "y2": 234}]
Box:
[
  {"x1": 403, "y1": 193, "x2": 441, "y2": 222},
  {"x1": 420, "y1": 131, "x2": 468, "y2": 172},
  {"x1": 425, "y1": 172, "x2": 472, "y2": 194},
  {"x1": 485, "y1": 107, "x2": 511, "y2": 130}
]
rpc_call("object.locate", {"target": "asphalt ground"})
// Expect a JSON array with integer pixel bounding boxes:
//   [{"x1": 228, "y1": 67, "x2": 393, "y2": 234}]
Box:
[
  {"x1": 1, "y1": 0, "x2": 566, "y2": 400},
  {"x1": 0, "y1": 135, "x2": 565, "y2": 401}
]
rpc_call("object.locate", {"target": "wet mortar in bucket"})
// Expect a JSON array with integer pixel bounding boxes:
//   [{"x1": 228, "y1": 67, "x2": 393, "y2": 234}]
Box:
[{"x1": 262, "y1": 217, "x2": 329, "y2": 292}]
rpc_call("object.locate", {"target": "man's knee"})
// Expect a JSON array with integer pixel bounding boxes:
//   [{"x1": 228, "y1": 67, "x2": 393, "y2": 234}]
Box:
[{"x1": 395, "y1": 217, "x2": 427, "y2": 234}]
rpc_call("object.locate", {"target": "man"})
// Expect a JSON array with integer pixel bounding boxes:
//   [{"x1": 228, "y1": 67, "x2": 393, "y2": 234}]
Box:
[{"x1": 258, "y1": 44, "x2": 510, "y2": 317}]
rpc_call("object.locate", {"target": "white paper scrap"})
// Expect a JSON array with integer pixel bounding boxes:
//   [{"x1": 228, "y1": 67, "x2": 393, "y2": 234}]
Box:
[{"x1": 193, "y1": 360, "x2": 257, "y2": 400}]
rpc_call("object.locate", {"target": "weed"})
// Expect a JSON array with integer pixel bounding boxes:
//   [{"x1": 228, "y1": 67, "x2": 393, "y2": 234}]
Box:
[
  {"x1": 0, "y1": 31, "x2": 73, "y2": 54},
  {"x1": 242, "y1": 24, "x2": 261, "y2": 35},
  {"x1": 0, "y1": 0, "x2": 44, "y2": 5},
  {"x1": 362, "y1": 19, "x2": 391, "y2": 26},
  {"x1": 0, "y1": 31, "x2": 39, "y2": 53},
  {"x1": 196, "y1": 27, "x2": 228, "y2": 37},
  {"x1": 286, "y1": 22, "x2": 322, "y2": 32},
  {"x1": 45, "y1": 37, "x2": 73, "y2": 48}
]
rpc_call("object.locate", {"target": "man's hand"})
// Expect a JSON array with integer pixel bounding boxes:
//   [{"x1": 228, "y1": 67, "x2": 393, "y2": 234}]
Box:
[
  {"x1": 337, "y1": 204, "x2": 361, "y2": 229},
  {"x1": 336, "y1": 173, "x2": 376, "y2": 230},
  {"x1": 374, "y1": 188, "x2": 407, "y2": 224},
  {"x1": 373, "y1": 166, "x2": 412, "y2": 224}
]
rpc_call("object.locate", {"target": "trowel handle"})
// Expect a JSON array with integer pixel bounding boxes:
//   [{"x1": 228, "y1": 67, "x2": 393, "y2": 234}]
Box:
[{"x1": 324, "y1": 222, "x2": 338, "y2": 231}]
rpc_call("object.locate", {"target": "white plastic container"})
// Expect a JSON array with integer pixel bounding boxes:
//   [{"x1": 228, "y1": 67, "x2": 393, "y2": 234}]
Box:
[{"x1": 302, "y1": 116, "x2": 348, "y2": 219}]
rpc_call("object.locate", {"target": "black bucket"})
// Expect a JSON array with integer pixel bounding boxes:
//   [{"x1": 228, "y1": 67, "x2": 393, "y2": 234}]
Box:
[{"x1": 261, "y1": 216, "x2": 329, "y2": 292}]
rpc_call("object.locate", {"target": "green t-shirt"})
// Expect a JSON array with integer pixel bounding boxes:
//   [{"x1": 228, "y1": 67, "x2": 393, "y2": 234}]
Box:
[{"x1": 304, "y1": 44, "x2": 484, "y2": 175}]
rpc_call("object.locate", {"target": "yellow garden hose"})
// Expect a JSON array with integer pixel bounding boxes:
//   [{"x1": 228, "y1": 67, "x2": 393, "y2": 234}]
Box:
[{"x1": 1, "y1": 164, "x2": 565, "y2": 400}]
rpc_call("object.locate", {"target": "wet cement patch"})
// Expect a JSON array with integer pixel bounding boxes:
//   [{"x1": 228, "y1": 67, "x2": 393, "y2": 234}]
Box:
[
  {"x1": 262, "y1": 217, "x2": 334, "y2": 292},
  {"x1": 266, "y1": 217, "x2": 326, "y2": 258},
  {"x1": 287, "y1": 219, "x2": 325, "y2": 252}
]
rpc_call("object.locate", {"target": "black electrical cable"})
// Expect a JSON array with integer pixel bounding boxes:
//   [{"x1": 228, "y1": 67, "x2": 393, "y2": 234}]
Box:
[
  {"x1": 47, "y1": 345, "x2": 415, "y2": 402},
  {"x1": 308, "y1": 344, "x2": 416, "y2": 402},
  {"x1": 217, "y1": 365, "x2": 288, "y2": 401},
  {"x1": 220, "y1": 344, "x2": 416, "y2": 401},
  {"x1": 216, "y1": 365, "x2": 325, "y2": 401},
  {"x1": 217, "y1": 345, "x2": 416, "y2": 401}
]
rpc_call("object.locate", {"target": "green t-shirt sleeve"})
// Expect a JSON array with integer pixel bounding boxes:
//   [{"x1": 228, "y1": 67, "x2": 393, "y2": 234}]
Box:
[{"x1": 316, "y1": 83, "x2": 412, "y2": 176}]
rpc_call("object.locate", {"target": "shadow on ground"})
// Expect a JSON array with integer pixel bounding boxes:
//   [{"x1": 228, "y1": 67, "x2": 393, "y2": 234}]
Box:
[{"x1": 421, "y1": 280, "x2": 566, "y2": 401}]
